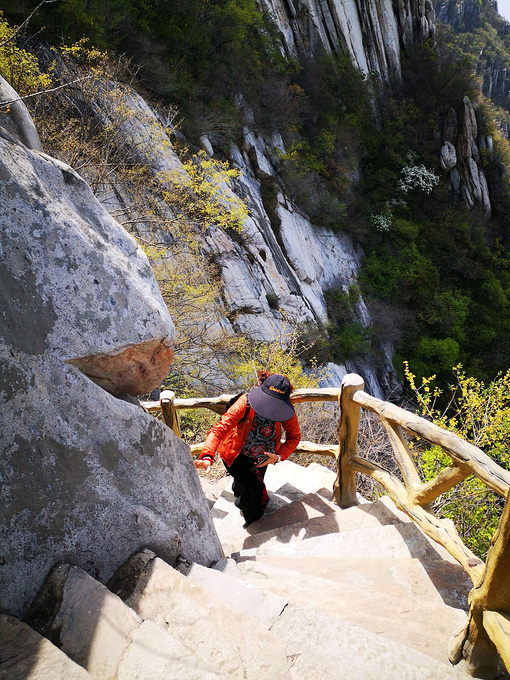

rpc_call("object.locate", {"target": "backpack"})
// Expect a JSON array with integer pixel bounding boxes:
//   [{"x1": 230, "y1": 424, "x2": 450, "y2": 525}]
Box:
[{"x1": 224, "y1": 392, "x2": 251, "y2": 423}]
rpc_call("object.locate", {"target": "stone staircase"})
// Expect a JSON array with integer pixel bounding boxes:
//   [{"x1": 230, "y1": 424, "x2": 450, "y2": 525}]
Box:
[{"x1": 1, "y1": 460, "x2": 477, "y2": 679}]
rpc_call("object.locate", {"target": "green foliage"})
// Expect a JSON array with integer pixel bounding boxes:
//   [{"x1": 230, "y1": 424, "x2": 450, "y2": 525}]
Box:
[
  {"x1": 277, "y1": 53, "x2": 372, "y2": 230},
  {"x1": 11, "y1": 0, "x2": 288, "y2": 140},
  {"x1": 404, "y1": 363, "x2": 510, "y2": 555},
  {"x1": 327, "y1": 321, "x2": 370, "y2": 361},
  {"x1": 297, "y1": 285, "x2": 370, "y2": 364}
]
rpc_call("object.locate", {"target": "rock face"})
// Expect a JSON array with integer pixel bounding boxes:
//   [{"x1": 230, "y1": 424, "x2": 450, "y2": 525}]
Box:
[
  {"x1": 439, "y1": 97, "x2": 492, "y2": 216},
  {"x1": 86, "y1": 81, "x2": 396, "y2": 397},
  {"x1": 260, "y1": 0, "x2": 435, "y2": 84},
  {"x1": 435, "y1": 0, "x2": 482, "y2": 30},
  {"x1": 0, "y1": 91, "x2": 223, "y2": 617}
]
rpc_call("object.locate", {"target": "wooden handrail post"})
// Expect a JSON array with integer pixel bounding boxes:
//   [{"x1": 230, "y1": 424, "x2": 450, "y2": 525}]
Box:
[
  {"x1": 159, "y1": 390, "x2": 181, "y2": 438},
  {"x1": 334, "y1": 374, "x2": 363, "y2": 508},
  {"x1": 449, "y1": 486, "x2": 510, "y2": 678}
]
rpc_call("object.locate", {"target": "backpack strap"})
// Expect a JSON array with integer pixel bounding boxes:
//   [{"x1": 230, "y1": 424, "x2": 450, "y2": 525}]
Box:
[{"x1": 239, "y1": 394, "x2": 251, "y2": 423}]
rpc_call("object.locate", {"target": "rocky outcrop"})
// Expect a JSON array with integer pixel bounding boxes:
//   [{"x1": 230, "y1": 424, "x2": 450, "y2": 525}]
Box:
[
  {"x1": 0, "y1": 88, "x2": 223, "y2": 617},
  {"x1": 440, "y1": 97, "x2": 492, "y2": 216},
  {"x1": 435, "y1": 0, "x2": 482, "y2": 30},
  {"x1": 260, "y1": 0, "x2": 435, "y2": 84},
  {"x1": 0, "y1": 75, "x2": 42, "y2": 152},
  {"x1": 84, "y1": 81, "x2": 396, "y2": 397}
]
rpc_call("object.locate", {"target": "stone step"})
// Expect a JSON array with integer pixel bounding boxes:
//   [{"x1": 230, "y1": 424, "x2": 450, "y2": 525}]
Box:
[
  {"x1": 0, "y1": 613, "x2": 92, "y2": 680},
  {"x1": 240, "y1": 554, "x2": 472, "y2": 609},
  {"x1": 185, "y1": 561, "x2": 469, "y2": 679},
  {"x1": 218, "y1": 494, "x2": 413, "y2": 556},
  {"x1": 264, "y1": 460, "x2": 337, "y2": 496},
  {"x1": 212, "y1": 460, "x2": 336, "y2": 520},
  {"x1": 185, "y1": 561, "x2": 288, "y2": 629},
  {"x1": 198, "y1": 472, "x2": 232, "y2": 509},
  {"x1": 107, "y1": 548, "x2": 290, "y2": 680},
  {"x1": 211, "y1": 461, "x2": 339, "y2": 550},
  {"x1": 234, "y1": 558, "x2": 468, "y2": 665},
  {"x1": 25, "y1": 563, "x2": 226, "y2": 680},
  {"x1": 234, "y1": 520, "x2": 459, "y2": 563},
  {"x1": 273, "y1": 601, "x2": 471, "y2": 679}
]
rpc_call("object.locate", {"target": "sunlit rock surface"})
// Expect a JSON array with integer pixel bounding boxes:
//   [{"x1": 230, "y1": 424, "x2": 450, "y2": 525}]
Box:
[
  {"x1": 86, "y1": 80, "x2": 396, "y2": 397},
  {"x1": 0, "y1": 98, "x2": 222, "y2": 617}
]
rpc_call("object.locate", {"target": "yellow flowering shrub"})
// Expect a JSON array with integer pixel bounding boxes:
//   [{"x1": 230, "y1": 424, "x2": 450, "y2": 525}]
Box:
[
  {"x1": 404, "y1": 361, "x2": 510, "y2": 556},
  {"x1": 0, "y1": 12, "x2": 51, "y2": 100}
]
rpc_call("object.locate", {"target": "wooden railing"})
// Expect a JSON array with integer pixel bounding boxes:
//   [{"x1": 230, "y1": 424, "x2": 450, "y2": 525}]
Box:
[{"x1": 142, "y1": 374, "x2": 510, "y2": 677}]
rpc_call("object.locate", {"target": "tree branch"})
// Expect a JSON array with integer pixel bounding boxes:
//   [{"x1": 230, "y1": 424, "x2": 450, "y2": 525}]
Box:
[
  {"x1": 0, "y1": 76, "x2": 92, "y2": 109},
  {"x1": 0, "y1": 0, "x2": 61, "y2": 49}
]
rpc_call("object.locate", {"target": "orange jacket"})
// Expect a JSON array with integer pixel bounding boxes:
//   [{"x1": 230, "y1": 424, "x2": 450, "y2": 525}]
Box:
[{"x1": 200, "y1": 394, "x2": 301, "y2": 467}]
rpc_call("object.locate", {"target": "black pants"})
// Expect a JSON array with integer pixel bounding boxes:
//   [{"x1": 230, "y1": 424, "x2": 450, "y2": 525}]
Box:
[{"x1": 224, "y1": 454, "x2": 270, "y2": 526}]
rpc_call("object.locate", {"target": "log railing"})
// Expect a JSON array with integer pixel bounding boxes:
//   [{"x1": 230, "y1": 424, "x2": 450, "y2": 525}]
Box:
[{"x1": 141, "y1": 374, "x2": 510, "y2": 678}]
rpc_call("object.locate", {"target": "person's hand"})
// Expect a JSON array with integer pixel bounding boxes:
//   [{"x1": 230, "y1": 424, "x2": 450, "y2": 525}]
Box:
[
  {"x1": 194, "y1": 458, "x2": 212, "y2": 473},
  {"x1": 256, "y1": 452, "x2": 279, "y2": 467}
]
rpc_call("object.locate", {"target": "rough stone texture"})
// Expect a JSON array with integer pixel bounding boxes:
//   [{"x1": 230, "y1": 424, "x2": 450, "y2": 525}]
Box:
[
  {"x1": 237, "y1": 520, "x2": 457, "y2": 561},
  {"x1": 247, "y1": 555, "x2": 472, "y2": 609},
  {"x1": 222, "y1": 495, "x2": 415, "y2": 556},
  {"x1": 458, "y1": 97, "x2": 478, "y2": 160},
  {"x1": 236, "y1": 558, "x2": 468, "y2": 662},
  {"x1": 187, "y1": 561, "x2": 288, "y2": 629},
  {"x1": 443, "y1": 96, "x2": 491, "y2": 216},
  {"x1": 0, "y1": 75, "x2": 42, "y2": 151},
  {"x1": 259, "y1": 0, "x2": 435, "y2": 84},
  {"x1": 0, "y1": 110, "x2": 222, "y2": 617},
  {"x1": 25, "y1": 565, "x2": 225, "y2": 680},
  {"x1": 436, "y1": 0, "x2": 483, "y2": 31},
  {"x1": 0, "y1": 127, "x2": 174, "y2": 391},
  {"x1": 109, "y1": 550, "x2": 290, "y2": 680},
  {"x1": 1, "y1": 349, "x2": 223, "y2": 616},
  {"x1": 440, "y1": 141, "x2": 457, "y2": 170},
  {"x1": 0, "y1": 613, "x2": 91, "y2": 680},
  {"x1": 86, "y1": 75, "x2": 398, "y2": 398},
  {"x1": 273, "y1": 602, "x2": 470, "y2": 679}
]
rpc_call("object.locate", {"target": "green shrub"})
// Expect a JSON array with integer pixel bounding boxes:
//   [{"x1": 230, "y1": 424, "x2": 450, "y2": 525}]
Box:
[{"x1": 405, "y1": 363, "x2": 510, "y2": 556}]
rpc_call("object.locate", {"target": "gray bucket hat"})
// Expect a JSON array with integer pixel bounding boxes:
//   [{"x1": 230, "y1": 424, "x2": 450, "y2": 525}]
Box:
[{"x1": 248, "y1": 374, "x2": 295, "y2": 422}]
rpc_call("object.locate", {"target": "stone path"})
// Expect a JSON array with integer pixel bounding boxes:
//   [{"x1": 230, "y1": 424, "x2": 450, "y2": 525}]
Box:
[{"x1": 1, "y1": 460, "x2": 476, "y2": 679}]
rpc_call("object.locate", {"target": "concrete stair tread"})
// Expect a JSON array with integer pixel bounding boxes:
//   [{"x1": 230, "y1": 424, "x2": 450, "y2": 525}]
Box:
[
  {"x1": 234, "y1": 558, "x2": 468, "y2": 664},
  {"x1": 26, "y1": 563, "x2": 228, "y2": 680},
  {"x1": 109, "y1": 549, "x2": 290, "y2": 680},
  {"x1": 185, "y1": 561, "x2": 288, "y2": 629},
  {"x1": 217, "y1": 494, "x2": 414, "y2": 556},
  {"x1": 0, "y1": 613, "x2": 92, "y2": 680},
  {"x1": 212, "y1": 460, "x2": 336, "y2": 523},
  {"x1": 273, "y1": 602, "x2": 472, "y2": 679},
  {"x1": 239, "y1": 554, "x2": 472, "y2": 609},
  {"x1": 234, "y1": 520, "x2": 460, "y2": 564}
]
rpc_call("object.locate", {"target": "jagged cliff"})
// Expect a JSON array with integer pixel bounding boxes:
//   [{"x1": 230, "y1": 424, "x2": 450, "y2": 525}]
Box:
[
  {"x1": 3, "y1": 0, "x2": 510, "y2": 397},
  {"x1": 261, "y1": 0, "x2": 436, "y2": 82},
  {"x1": 78, "y1": 78, "x2": 398, "y2": 397}
]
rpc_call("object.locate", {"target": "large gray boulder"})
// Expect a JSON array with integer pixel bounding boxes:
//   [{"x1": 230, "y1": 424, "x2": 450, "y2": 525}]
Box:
[{"x1": 0, "y1": 94, "x2": 223, "y2": 617}]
